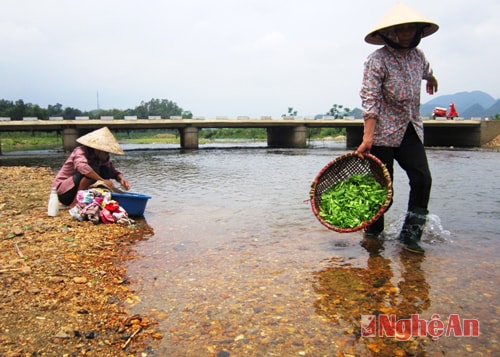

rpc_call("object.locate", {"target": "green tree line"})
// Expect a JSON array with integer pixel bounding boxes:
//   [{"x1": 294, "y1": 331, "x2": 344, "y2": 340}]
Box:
[
  {"x1": 0, "y1": 98, "x2": 192, "y2": 120},
  {"x1": 0, "y1": 100, "x2": 350, "y2": 146}
]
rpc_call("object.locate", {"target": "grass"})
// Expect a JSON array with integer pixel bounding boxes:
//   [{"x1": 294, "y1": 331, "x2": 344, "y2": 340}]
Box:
[
  {"x1": 0, "y1": 130, "x2": 181, "y2": 152},
  {"x1": 0, "y1": 131, "x2": 62, "y2": 152}
]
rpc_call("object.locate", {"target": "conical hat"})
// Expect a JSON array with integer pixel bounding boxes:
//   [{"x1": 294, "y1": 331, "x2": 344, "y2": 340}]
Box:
[
  {"x1": 76, "y1": 127, "x2": 124, "y2": 155},
  {"x1": 365, "y1": 2, "x2": 439, "y2": 45}
]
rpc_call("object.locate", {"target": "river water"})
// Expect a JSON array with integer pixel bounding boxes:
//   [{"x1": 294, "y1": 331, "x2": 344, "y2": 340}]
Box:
[{"x1": 2, "y1": 141, "x2": 499, "y2": 356}]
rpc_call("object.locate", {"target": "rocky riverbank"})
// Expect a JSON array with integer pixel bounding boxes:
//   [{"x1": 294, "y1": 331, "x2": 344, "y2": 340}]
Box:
[{"x1": 0, "y1": 166, "x2": 160, "y2": 356}]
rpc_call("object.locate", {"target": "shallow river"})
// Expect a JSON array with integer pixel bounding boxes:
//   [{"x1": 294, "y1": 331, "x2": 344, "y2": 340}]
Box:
[{"x1": 3, "y1": 142, "x2": 499, "y2": 356}]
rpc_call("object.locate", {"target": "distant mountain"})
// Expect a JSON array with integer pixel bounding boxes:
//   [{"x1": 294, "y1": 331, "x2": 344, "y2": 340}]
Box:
[
  {"x1": 349, "y1": 108, "x2": 363, "y2": 118},
  {"x1": 485, "y1": 99, "x2": 500, "y2": 118},
  {"x1": 461, "y1": 103, "x2": 486, "y2": 119},
  {"x1": 420, "y1": 90, "x2": 498, "y2": 118}
]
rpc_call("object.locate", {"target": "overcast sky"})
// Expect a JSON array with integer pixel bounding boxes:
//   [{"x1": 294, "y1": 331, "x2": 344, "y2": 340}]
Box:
[{"x1": 1, "y1": 0, "x2": 498, "y2": 117}]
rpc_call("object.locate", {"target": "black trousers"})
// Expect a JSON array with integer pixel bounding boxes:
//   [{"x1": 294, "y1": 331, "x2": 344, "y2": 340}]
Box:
[{"x1": 371, "y1": 123, "x2": 432, "y2": 212}]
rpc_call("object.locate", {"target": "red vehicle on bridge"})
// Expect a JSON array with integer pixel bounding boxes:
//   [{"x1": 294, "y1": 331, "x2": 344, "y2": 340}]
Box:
[{"x1": 432, "y1": 102, "x2": 459, "y2": 119}]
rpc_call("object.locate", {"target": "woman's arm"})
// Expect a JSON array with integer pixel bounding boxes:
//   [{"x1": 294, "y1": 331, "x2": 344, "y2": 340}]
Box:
[
  {"x1": 357, "y1": 54, "x2": 383, "y2": 158},
  {"x1": 356, "y1": 118, "x2": 377, "y2": 158}
]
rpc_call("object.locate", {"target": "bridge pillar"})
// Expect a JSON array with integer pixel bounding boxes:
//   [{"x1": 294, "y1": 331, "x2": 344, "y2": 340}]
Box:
[
  {"x1": 267, "y1": 125, "x2": 307, "y2": 148},
  {"x1": 62, "y1": 128, "x2": 79, "y2": 152},
  {"x1": 480, "y1": 120, "x2": 500, "y2": 145},
  {"x1": 345, "y1": 127, "x2": 363, "y2": 148},
  {"x1": 180, "y1": 127, "x2": 199, "y2": 149}
]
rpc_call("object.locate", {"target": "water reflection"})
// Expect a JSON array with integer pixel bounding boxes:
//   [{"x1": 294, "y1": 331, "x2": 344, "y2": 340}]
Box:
[{"x1": 312, "y1": 237, "x2": 431, "y2": 355}]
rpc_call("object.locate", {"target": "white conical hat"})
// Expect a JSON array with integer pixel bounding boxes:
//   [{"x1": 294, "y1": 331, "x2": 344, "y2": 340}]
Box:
[
  {"x1": 365, "y1": 2, "x2": 439, "y2": 45},
  {"x1": 76, "y1": 127, "x2": 124, "y2": 155}
]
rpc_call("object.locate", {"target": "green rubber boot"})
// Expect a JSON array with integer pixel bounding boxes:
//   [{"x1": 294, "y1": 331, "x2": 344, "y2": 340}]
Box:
[{"x1": 398, "y1": 207, "x2": 428, "y2": 254}]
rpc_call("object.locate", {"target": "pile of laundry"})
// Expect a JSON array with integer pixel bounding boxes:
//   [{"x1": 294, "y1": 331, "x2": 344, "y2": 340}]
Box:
[{"x1": 69, "y1": 188, "x2": 134, "y2": 225}]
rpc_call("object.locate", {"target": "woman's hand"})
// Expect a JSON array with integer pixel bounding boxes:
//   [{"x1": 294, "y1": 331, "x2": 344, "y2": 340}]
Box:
[
  {"x1": 355, "y1": 118, "x2": 375, "y2": 159},
  {"x1": 119, "y1": 178, "x2": 131, "y2": 191},
  {"x1": 355, "y1": 139, "x2": 372, "y2": 159},
  {"x1": 426, "y1": 76, "x2": 438, "y2": 95}
]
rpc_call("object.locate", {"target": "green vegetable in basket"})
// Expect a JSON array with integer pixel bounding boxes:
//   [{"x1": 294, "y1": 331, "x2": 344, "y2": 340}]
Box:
[{"x1": 318, "y1": 173, "x2": 388, "y2": 229}]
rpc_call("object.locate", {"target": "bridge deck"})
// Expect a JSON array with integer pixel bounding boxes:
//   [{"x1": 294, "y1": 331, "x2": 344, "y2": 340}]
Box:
[
  {"x1": 0, "y1": 118, "x2": 497, "y2": 150},
  {"x1": 0, "y1": 118, "x2": 482, "y2": 131}
]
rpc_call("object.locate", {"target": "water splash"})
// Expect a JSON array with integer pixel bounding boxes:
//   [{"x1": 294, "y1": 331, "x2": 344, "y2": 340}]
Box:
[
  {"x1": 424, "y1": 214, "x2": 452, "y2": 243},
  {"x1": 382, "y1": 213, "x2": 451, "y2": 243}
]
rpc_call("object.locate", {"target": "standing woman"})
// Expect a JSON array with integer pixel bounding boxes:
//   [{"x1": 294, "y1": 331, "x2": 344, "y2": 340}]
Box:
[
  {"x1": 52, "y1": 127, "x2": 131, "y2": 207},
  {"x1": 355, "y1": 3, "x2": 439, "y2": 254}
]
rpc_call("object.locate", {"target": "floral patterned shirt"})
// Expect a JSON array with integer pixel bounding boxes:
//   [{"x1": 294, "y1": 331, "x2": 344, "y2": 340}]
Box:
[{"x1": 360, "y1": 46, "x2": 434, "y2": 147}]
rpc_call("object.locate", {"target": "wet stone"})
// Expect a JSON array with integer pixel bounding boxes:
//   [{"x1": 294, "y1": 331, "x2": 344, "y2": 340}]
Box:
[
  {"x1": 372, "y1": 277, "x2": 387, "y2": 288},
  {"x1": 54, "y1": 330, "x2": 70, "y2": 339},
  {"x1": 85, "y1": 331, "x2": 97, "y2": 339},
  {"x1": 73, "y1": 276, "x2": 88, "y2": 284},
  {"x1": 173, "y1": 244, "x2": 186, "y2": 251}
]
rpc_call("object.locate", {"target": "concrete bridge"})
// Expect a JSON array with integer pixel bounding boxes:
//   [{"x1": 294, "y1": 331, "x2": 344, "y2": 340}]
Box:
[{"x1": 0, "y1": 117, "x2": 499, "y2": 152}]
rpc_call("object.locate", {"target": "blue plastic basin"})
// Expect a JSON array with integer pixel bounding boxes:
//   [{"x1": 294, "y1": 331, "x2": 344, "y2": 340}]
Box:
[{"x1": 111, "y1": 192, "x2": 151, "y2": 216}]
